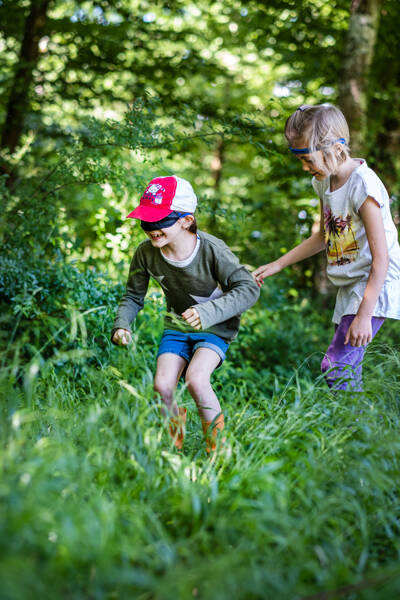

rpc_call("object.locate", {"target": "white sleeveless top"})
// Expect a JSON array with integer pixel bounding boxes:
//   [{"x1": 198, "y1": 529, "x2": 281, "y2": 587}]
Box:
[{"x1": 312, "y1": 159, "x2": 400, "y2": 324}]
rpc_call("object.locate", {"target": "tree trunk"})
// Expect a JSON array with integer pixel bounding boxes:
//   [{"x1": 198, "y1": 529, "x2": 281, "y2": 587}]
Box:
[
  {"x1": 1, "y1": 0, "x2": 50, "y2": 156},
  {"x1": 338, "y1": 0, "x2": 382, "y2": 155}
]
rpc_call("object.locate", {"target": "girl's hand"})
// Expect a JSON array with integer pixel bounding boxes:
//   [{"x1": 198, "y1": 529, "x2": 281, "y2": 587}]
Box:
[
  {"x1": 344, "y1": 315, "x2": 372, "y2": 347},
  {"x1": 252, "y1": 260, "x2": 282, "y2": 287},
  {"x1": 112, "y1": 328, "x2": 132, "y2": 346},
  {"x1": 182, "y1": 307, "x2": 201, "y2": 330}
]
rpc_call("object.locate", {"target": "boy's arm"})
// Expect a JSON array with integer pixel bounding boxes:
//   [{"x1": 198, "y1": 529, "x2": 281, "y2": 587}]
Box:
[
  {"x1": 191, "y1": 244, "x2": 260, "y2": 330},
  {"x1": 111, "y1": 245, "x2": 150, "y2": 341}
]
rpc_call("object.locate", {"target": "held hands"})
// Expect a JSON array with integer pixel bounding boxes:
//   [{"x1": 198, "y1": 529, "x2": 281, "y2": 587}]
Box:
[
  {"x1": 112, "y1": 328, "x2": 132, "y2": 346},
  {"x1": 344, "y1": 315, "x2": 372, "y2": 347},
  {"x1": 181, "y1": 307, "x2": 201, "y2": 330},
  {"x1": 252, "y1": 260, "x2": 283, "y2": 288}
]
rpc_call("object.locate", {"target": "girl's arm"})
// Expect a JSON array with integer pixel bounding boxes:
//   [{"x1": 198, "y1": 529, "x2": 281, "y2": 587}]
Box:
[
  {"x1": 253, "y1": 200, "x2": 325, "y2": 285},
  {"x1": 344, "y1": 196, "x2": 389, "y2": 347}
]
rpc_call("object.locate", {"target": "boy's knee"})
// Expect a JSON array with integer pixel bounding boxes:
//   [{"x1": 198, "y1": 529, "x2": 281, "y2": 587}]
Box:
[
  {"x1": 185, "y1": 371, "x2": 210, "y2": 396},
  {"x1": 154, "y1": 377, "x2": 175, "y2": 400}
]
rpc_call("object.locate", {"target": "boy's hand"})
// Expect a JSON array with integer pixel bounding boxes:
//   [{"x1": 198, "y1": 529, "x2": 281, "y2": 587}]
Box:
[
  {"x1": 181, "y1": 308, "x2": 201, "y2": 330},
  {"x1": 252, "y1": 260, "x2": 282, "y2": 287},
  {"x1": 112, "y1": 328, "x2": 132, "y2": 346}
]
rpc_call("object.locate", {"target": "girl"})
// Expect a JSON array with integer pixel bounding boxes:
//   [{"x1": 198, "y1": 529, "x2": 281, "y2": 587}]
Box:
[
  {"x1": 112, "y1": 175, "x2": 259, "y2": 451},
  {"x1": 253, "y1": 104, "x2": 400, "y2": 390}
]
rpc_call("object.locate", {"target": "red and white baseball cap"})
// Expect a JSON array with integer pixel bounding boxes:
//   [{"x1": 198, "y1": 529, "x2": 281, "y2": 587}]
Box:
[{"x1": 127, "y1": 175, "x2": 197, "y2": 222}]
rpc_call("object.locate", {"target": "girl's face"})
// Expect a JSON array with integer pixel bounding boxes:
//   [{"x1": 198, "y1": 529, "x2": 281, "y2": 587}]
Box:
[
  {"x1": 290, "y1": 136, "x2": 347, "y2": 179},
  {"x1": 293, "y1": 147, "x2": 330, "y2": 180},
  {"x1": 291, "y1": 138, "x2": 331, "y2": 180}
]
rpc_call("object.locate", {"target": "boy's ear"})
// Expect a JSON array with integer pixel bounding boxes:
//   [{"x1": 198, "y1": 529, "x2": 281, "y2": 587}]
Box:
[{"x1": 182, "y1": 214, "x2": 195, "y2": 229}]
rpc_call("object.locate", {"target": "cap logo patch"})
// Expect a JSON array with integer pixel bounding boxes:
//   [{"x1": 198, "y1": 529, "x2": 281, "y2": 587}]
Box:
[{"x1": 143, "y1": 183, "x2": 165, "y2": 205}]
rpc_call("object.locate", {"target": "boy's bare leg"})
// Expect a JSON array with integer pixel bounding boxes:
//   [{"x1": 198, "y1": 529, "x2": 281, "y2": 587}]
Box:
[
  {"x1": 154, "y1": 353, "x2": 187, "y2": 417},
  {"x1": 185, "y1": 348, "x2": 221, "y2": 421}
]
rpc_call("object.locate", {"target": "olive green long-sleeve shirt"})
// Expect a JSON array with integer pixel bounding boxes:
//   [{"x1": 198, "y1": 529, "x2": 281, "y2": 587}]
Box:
[{"x1": 112, "y1": 231, "x2": 259, "y2": 342}]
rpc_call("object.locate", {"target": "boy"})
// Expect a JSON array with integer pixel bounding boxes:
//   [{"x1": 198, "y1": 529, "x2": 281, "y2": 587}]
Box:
[{"x1": 112, "y1": 175, "x2": 259, "y2": 452}]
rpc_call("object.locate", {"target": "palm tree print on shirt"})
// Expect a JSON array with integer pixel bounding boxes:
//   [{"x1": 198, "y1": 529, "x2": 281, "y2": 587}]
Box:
[{"x1": 324, "y1": 207, "x2": 359, "y2": 266}]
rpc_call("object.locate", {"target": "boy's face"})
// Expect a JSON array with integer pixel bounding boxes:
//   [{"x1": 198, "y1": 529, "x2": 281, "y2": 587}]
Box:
[{"x1": 144, "y1": 219, "x2": 186, "y2": 247}]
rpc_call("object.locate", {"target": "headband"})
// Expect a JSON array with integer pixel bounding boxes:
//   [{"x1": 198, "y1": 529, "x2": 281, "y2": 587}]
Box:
[
  {"x1": 140, "y1": 211, "x2": 191, "y2": 231},
  {"x1": 289, "y1": 138, "x2": 346, "y2": 155}
]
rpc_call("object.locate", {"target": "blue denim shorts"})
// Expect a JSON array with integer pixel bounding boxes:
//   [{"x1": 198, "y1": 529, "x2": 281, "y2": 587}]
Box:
[{"x1": 157, "y1": 329, "x2": 229, "y2": 365}]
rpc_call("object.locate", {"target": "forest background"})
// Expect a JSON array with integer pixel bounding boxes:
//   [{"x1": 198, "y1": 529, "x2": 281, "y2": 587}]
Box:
[{"x1": 1, "y1": 1, "x2": 400, "y2": 599}]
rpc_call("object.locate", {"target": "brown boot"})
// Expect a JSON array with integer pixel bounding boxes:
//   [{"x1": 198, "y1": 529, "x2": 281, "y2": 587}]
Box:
[
  {"x1": 169, "y1": 407, "x2": 187, "y2": 450},
  {"x1": 201, "y1": 413, "x2": 225, "y2": 453}
]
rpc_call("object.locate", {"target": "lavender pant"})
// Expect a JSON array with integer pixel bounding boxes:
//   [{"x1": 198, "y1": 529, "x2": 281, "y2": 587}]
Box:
[{"x1": 321, "y1": 315, "x2": 385, "y2": 391}]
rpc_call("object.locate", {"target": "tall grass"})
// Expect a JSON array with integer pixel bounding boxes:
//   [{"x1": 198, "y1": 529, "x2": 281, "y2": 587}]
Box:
[{"x1": 1, "y1": 301, "x2": 400, "y2": 600}]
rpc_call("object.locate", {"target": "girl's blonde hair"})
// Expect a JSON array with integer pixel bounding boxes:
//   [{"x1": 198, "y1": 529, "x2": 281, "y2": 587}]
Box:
[{"x1": 284, "y1": 104, "x2": 350, "y2": 173}]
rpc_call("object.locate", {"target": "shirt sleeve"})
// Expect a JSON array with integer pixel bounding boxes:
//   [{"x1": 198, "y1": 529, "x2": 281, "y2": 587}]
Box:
[
  {"x1": 351, "y1": 171, "x2": 386, "y2": 213},
  {"x1": 111, "y1": 244, "x2": 150, "y2": 338},
  {"x1": 191, "y1": 242, "x2": 260, "y2": 330}
]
